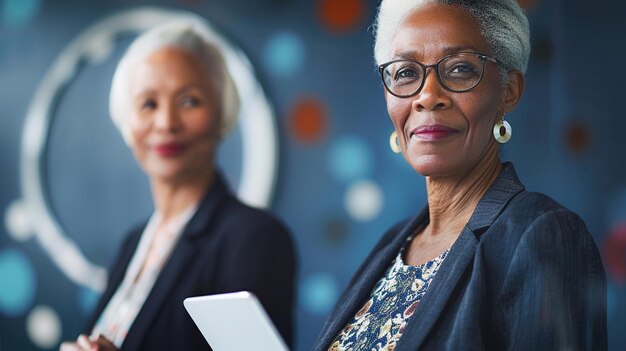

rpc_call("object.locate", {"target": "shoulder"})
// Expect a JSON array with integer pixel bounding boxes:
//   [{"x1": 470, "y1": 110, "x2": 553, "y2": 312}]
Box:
[
  {"x1": 485, "y1": 190, "x2": 600, "y2": 267},
  {"x1": 482, "y1": 192, "x2": 604, "y2": 304},
  {"x1": 496, "y1": 190, "x2": 588, "y2": 234},
  {"x1": 221, "y1": 195, "x2": 290, "y2": 233},
  {"x1": 210, "y1": 195, "x2": 294, "y2": 250},
  {"x1": 508, "y1": 190, "x2": 572, "y2": 212}
]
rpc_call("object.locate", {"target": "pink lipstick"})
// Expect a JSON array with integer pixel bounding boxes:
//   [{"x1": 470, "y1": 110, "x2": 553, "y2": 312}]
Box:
[
  {"x1": 153, "y1": 143, "x2": 186, "y2": 156},
  {"x1": 410, "y1": 125, "x2": 459, "y2": 141}
]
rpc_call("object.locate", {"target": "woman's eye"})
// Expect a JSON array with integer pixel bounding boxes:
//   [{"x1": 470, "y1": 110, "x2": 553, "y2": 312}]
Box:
[
  {"x1": 141, "y1": 100, "x2": 157, "y2": 110},
  {"x1": 395, "y1": 67, "x2": 421, "y2": 81},
  {"x1": 180, "y1": 96, "x2": 201, "y2": 107},
  {"x1": 449, "y1": 63, "x2": 479, "y2": 74}
]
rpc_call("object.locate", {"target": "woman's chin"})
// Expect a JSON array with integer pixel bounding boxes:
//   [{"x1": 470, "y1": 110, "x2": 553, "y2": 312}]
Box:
[
  {"x1": 406, "y1": 154, "x2": 459, "y2": 178},
  {"x1": 143, "y1": 165, "x2": 190, "y2": 184},
  {"x1": 144, "y1": 162, "x2": 214, "y2": 186}
]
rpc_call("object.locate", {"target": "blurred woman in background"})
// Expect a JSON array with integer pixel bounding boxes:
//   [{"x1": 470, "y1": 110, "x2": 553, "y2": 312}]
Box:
[
  {"x1": 313, "y1": 0, "x2": 606, "y2": 350},
  {"x1": 61, "y1": 19, "x2": 296, "y2": 351}
]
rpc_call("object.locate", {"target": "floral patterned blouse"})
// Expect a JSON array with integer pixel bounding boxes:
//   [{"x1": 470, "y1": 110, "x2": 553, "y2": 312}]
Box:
[{"x1": 328, "y1": 243, "x2": 449, "y2": 351}]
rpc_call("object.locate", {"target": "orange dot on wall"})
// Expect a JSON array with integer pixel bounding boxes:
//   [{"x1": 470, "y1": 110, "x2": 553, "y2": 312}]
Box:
[
  {"x1": 318, "y1": 0, "x2": 365, "y2": 33},
  {"x1": 288, "y1": 98, "x2": 328, "y2": 144},
  {"x1": 565, "y1": 121, "x2": 592, "y2": 155}
]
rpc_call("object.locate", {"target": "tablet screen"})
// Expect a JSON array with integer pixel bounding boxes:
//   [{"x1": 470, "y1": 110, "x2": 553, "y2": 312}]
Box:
[{"x1": 184, "y1": 291, "x2": 289, "y2": 351}]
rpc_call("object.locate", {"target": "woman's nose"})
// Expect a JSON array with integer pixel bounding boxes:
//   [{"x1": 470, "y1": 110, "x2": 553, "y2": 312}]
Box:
[
  {"x1": 154, "y1": 104, "x2": 181, "y2": 131},
  {"x1": 412, "y1": 67, "x2": 452, "y2": 111}
]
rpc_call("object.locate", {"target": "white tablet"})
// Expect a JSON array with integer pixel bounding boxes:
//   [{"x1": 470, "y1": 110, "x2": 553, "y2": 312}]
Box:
[{"x1": 183, "y1": 291, "x2": 289, "y2": 351}]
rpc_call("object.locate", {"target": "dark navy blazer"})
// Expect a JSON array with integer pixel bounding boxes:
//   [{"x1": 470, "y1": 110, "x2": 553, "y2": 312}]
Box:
[
  {"x1": 86, "y1": 174, "x2": 297, "y2": 351},
  {"x1": 313, "y1": 163, "x2": 606, "y2": 350}
]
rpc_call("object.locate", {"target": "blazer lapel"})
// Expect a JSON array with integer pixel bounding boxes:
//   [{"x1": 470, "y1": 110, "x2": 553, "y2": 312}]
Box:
[
  {"x1": 121, "y1": 175, "x2": 229, "y2": 350},
  {"x1": 314, "y1": 210, "x2": 428, "y2": 350},
  {"x1": 396, "y1": 162, "x2": 525, "y2": 350},
  {"x1": 395, "y1": 227, "x2": 478, "y2": 350}
]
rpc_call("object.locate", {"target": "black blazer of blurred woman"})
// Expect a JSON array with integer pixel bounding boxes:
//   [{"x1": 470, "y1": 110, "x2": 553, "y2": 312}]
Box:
[{"x1": 86, "y1": 173, "x2": 296, "y2": 350}]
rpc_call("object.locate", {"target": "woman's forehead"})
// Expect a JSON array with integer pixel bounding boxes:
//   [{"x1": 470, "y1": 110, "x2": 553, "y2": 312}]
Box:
[
  {"x1": 129, "y1": 48, "x2": 213, "y2": 95},
  {"x1": 390, "y1": 3, "x2": 490, "y2": 60}
]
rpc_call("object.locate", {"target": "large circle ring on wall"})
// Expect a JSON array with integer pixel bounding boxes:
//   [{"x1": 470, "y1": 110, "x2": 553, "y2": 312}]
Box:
[{"x1": 10, "y1": 7, "x2": 279, "y2": 292}]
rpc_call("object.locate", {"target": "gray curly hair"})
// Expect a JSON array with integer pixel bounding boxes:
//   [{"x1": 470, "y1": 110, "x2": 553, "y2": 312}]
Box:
[
  {"x1": 109, "y1": 19, "x2": 240, "y2": 144},
  {"x1": 373, "y1": 0, "x2": 530, "y2": 82}
]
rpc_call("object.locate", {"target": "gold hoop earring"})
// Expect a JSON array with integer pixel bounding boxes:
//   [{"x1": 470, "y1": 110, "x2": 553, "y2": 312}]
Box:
[
  {"x1": 389, "y1": 130, "x2": 401, "y2": 153},
  {"x1": 493, "y1": 114, "x2": 512, "y2": 144}
]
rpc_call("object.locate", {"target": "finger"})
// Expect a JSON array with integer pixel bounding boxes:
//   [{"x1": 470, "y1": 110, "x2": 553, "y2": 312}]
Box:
[
  {"x1": 59, "y1": 341, "x2": 79, "y2": 351},
  {"x1": 77, "y1": 335, "x2": 95, "y2": 350}
]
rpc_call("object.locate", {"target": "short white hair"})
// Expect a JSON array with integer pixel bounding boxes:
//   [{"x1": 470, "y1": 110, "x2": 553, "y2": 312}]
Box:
[
  {"x1": 109, "y1": 19, "x2": 240, "y2": 144},
  {"x1": 373, "y1": 0, "x2": 530, "y2": 81}
]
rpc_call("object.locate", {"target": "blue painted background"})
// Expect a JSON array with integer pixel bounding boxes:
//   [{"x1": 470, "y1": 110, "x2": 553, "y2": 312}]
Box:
[{"x1": 1, "y1": 0, "x2": 625, "y2": 350}]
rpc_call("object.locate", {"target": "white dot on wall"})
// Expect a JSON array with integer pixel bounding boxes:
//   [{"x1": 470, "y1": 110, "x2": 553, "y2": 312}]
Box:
[
  {"x1": 345, "y1": 180, "x2": 384, "y2": 222},
  {"x1": 26, "y1": 305, "x2": 62, "y2": 349},
  {"x1": 300, "y1": 272, "x2": 339, "y2": 315},
  {"x1": 4, "y1": 200, "x2": 34, "y2": 242}
]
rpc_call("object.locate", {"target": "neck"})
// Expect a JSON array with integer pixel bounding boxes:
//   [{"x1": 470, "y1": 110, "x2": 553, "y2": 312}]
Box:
[
  {"x1": 150, "y1": 168, "x2": 215, "y2": 223},
  {"x1": 425, "y1": 144, "x2": 502, "y2": 236}
]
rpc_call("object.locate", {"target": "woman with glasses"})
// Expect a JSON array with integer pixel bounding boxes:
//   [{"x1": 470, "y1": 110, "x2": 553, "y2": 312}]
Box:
[
  {"x1": 60, "y1": 20, "x2": 296, "y2": 351},
  {"x1": 313, "y1": 0, "x2": 606, "y2": 350}
]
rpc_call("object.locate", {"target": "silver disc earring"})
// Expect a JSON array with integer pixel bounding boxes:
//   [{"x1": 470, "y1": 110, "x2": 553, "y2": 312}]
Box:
[
  {"x1": 389, "y1": 131, "x2": 401, "y2": 153},
  {"x1": 493, "y1": 115, "x2": 512, "y2": 143}
]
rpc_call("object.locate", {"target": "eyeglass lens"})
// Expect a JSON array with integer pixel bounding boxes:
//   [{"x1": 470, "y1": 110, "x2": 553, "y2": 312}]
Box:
[{"x1": 382, "y1": 53, "x2": 486, "y2": 97}]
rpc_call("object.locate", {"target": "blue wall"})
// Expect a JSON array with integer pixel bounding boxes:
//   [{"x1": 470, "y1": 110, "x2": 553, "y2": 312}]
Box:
[{"x1": 1, "y1": 0, "x2": 625, "y2": 350}]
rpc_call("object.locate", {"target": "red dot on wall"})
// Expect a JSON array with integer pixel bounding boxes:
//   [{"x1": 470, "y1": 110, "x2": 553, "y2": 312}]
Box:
[
  {"x1": 565, "y1": 120, "x2": 592, "y2": 155},
  {"x1": 602, "y1": 224, "x2": 626, "y2": 284},
  {"x1": 288, "y1": 97, "x2": 328, "y2": 143},
  {"x1": 317, "y1": 0, "x2": 365, "y2": 34}
]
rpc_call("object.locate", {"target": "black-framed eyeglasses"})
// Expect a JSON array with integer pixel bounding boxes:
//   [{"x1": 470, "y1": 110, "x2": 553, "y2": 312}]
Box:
[{"x1": 378, "y1": 52, "x2": 500, "y2": 98}]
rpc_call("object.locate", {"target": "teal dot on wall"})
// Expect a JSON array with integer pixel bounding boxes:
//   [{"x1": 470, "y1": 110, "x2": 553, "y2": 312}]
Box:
[
  {"x1": 0, "y1": 248, "x2": 36, "y2": 316},
  {"x1": 300, "y1": 272, "x2": 338, "y2": 314},
  {"x1": 78, "y1": 286, "x2": 101, "y2": 316},
  {"x1": 262, "y1": 31, "x2": 305, "y2": 77},
  {"x1": 328, "y1": 135, "x2": 373, "y2": 183},
  {"x1": 2, "y1": 0, "x2": 42, "y2": 28}
]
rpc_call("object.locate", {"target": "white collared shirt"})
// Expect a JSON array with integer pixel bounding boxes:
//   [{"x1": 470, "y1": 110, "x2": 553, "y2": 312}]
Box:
[{"x1": 91, "y1": 204, "x2": 198, "y2": 347}]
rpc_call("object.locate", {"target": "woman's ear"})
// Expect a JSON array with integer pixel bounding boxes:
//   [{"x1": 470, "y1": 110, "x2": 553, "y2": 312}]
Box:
[{"x1": 501, "y1": 70, "x2": 525, "y2": 113}]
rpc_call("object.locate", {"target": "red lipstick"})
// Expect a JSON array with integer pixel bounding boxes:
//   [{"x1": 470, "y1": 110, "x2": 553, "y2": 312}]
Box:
[
  {"x1": 410, "y1": 125, "x2": 459, "y2": 141},
  {"x1": 153, "y1": 143, "x2": 186, "y2": 156}
]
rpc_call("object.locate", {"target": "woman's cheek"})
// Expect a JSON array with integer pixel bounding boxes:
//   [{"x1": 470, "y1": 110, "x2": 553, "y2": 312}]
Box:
[
  {"x1": 128, "y1": 116, "x2": 150, "y2": 142},
  {"x1": 387, "y1": 100, "x2": 411, "y2": 141},
  {"x1": 386, "y1": 91, "x2": 412, "y2": 118}
]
